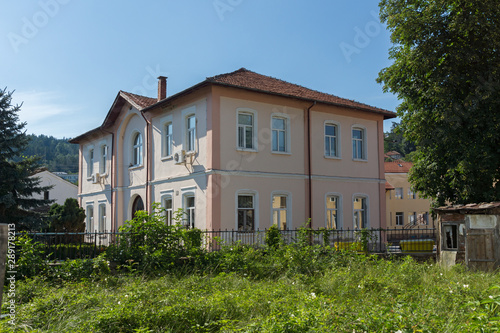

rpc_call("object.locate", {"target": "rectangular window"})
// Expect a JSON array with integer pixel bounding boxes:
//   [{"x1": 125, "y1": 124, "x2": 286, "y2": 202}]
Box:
[
  {"x1": 100, "y1": 145, "x2": 107, "y2": 174},
  {"x1": 238, "y1": 113, "x2": 254, "y2": 149},
  {"x1": 408, "y1": 212, "x2": 417, "y2": 225},
  {"x1": 185, "y1": 195, "x2": 195, "y2": 228},
  {"x1": 88, "y1": 149, "x2": 94, "y2": 177},
  {"x1": 443, "y1": 224, "x2": 458, "y2": 250},
  {"x1": 272, "y1": 117, "x2": 287, "y2": 152},
  {"x1": 395, "y1": 187, "x2": 404, "y2": 199},
  {"x1": 164, "y1": 197, "x2": 173, "y2": 225},
  {"x1": 272, "y1": 195, "x2": 288, "y2": 230},
  {"x1": 353, "y1": 197, "x2": 367, "y2": 229},
  {"x1": 395, "y1": 212, "x2": 404, "y2": 226},
  {"x1": 163, "y1": 122, "x2": 173, "y2": 157},
  {"x1": 86, "y1": 206, "x2": 94, "y2": 233},
  {"x1": 352, "y1": 128, "x2": 365, "y2": 159},
  {"x1": 44, "y1": 191, "x2": 49, "y2": 200},
  {"x1": 408, "y1": 187, "x2": 416, "y2": 199},
  {"x1": 418, "y1": 212, "x2": 429, "y2": 225},
  {"x1": 187, "y1": 115, "x2": 196, "y2": 152},
  {"x1": 326, "y1": 195, "x2": 339, "y2": 229},
  {"x1": 99, "y1": 204, "x2": 106, "y2": 232},
  {"x1": 237, "y1": 195, "x2": 255, "y2": 231},
  {"x1": 325, "y1": 124, "x2": 338, "y2": 157}
]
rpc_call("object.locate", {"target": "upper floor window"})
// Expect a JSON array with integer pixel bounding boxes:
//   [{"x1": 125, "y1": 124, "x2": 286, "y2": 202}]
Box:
[
  {"x1": 272, "y1": 194, "x2": 289, "y2": 230},
  {"x1": 237, "y1": 194, "x2": 255, "y2": 232},
  {"x1": 163, "y1": 122, "x2": 173, "y2": 157},
  {"x1": 272, "y1": 116, "x2": 287, "y2": 152},
  {"x1": 88, "y1": 149, "x2": 94, "y2": 177},
  {"x1": 353, "y1": 196, "x2": 368, "y2": 229},
  {"x1": 237, "y1": 112, "x2": 255, "y2": 150},
  {"x1": 408, "y1": 187, "x2": 416, "y2": 199},
  {"x1": 352, "y1": 127, "x2": 366, "y2": 160},
  {"x1": 325, "y1": 123, "x2": 339, "y2": 157},
  {"x1": 100, "y1": 145, "x2": 107, "y2": 174},
  {"x1": 326, "y1": 195, "x2": 340, "y2": 229},
  {"x1": 186, "y1": 115, "x2": 196, "y2": 152},
  {"x1": 395, "y1": 187, "x2": 404, "y2": 199},
  {"x1": 132, "y1": 133, "x2": 143, "y2": 166}
]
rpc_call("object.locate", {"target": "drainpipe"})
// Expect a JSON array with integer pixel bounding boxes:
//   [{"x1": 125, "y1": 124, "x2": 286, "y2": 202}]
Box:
[
  {"x1": 306, "y1": 101, "x2": 316, "y2": 228},
  {"x1": 139, "y1": 111, "x2": 152, "y2": 214},
  {"x1": 102, "y1": 129, "x2": 115, "y2": 231}
]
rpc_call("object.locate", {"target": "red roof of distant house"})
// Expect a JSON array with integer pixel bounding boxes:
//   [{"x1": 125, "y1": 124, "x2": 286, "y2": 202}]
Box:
[
  {"x1": 384, "y1": 161, "x2": 413, "y2": 173},
  {"x1": 386, "y1": 151, "x2": 401, "y2": 156},
  {"x1": 385, "y1": 181, "x2": 395, "y2": 190}
]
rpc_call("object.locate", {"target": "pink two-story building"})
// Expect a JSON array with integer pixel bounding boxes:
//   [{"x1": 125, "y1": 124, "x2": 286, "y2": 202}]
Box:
[{"x1": 70, "y1": 68, "x2": 396, "y2": 232}]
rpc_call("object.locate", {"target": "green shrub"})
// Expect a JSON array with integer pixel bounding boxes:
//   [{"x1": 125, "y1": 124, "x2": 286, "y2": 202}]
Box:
[
  {"x1": 15, "y1": 233, "x2": 47, "y2": 280},
  {"x1": 265, "y1": 224, "x2": 282, "y2": 249}
]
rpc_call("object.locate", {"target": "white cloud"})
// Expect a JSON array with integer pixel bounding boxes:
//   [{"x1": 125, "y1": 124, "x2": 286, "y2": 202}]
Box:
[{"x1": 10, "y1": 90, "x2": 89, "y2": 139}]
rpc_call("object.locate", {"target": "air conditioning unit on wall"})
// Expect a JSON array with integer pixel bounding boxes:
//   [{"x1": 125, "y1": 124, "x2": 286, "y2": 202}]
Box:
[
  {"x1": 173, "y1": 150, "x2": 185, "y2": 165},
  {"x1": 92, "y1": 173, "x2": 100, "y2": 184}
]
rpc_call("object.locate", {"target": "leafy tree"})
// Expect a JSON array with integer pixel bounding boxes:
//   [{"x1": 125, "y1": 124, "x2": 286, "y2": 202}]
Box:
[
  {"x1": 384, "y1": 122, "x2": 416, "y2": 158},
  {"x1": 48, "y1": 198, "x2": 86, "y2": 232},
  {"x1": 377, "y1": 0, "x2": 500, "y2": 206},
  {"x1": 0, "y1": 88, "x2": 53, "y2": 230}
]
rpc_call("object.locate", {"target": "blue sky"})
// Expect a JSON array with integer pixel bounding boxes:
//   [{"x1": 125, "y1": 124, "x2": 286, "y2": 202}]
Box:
[{"x1": 1, "y1": 0, "x2": 400, "y2": 139}]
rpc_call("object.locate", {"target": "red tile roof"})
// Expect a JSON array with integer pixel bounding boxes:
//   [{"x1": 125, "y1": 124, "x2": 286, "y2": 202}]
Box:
[
  {"x1": 384, "y1": 161, "x2": 413, "y2": 173},
  {"x1": 435, "y1": 202, "x2": 500, "y2": 212},
  {"x1": 385, "y1": 181, "x2": 395, "y2": 190},
  {"x1": 206, "y1": 68, "x2": 395, "y2": 118},
  {"x1": 120, "y1": 91, "x2": 157, "y2": 110}
]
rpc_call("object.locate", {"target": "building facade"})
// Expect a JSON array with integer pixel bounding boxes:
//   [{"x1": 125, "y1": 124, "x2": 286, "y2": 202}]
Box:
[
  {"x1": 385, "y1": 161, "x2": 435, "y2": 228},
  {"x1": 70, "y1": 68, "x2": 396, "y2": 232}
]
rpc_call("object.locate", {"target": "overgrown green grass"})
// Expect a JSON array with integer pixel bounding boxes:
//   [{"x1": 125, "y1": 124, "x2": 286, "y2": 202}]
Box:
[{"x1": 3, "y1": 253, "x2": 500, "y2": 332}]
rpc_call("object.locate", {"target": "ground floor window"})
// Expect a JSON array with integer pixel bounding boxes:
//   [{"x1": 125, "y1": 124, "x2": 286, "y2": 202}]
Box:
[
  {"x1": 326, "y1": 195, "x2": 340, "y2": 229},
  {"x1": 163, "y1": 197, "x2": 173, "y2": 225},
  {"x1": 395, "y1": 212, "x2": 404, "y2": 226},
  {"x1": 86, "y1": 206, "x2": 94, "y2": 232},
  {"x1": 272, "y1": 194, "x2": 288, "y2": 230},
  {"x1": 353, "y1": 196, "x2": 367, "y2": 229},
  {"x1": 131, "y1": 196, "x2": 144, "y2": 218},
  {"x1": 184, "y1": 195, "x2": 195, "y2": 228},
  {"x1": 98, "y1": 204, "x2": 106, "y2": 232},
  {"x1": 237, "y1": 194, "x2": 255, "y2": 232}
]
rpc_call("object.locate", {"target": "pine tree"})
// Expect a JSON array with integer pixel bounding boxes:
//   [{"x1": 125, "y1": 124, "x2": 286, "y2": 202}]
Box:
[{"x1": 0, "y1": 88, "x2": 52, "y2": 230}]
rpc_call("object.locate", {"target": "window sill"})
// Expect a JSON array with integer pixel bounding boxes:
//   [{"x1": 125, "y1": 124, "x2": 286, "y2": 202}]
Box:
[
  {"x1": 324, "y1": 155, "x2": 341, "y2": 160},
  {"x1": 271, "y1": 151, "x2": 291, "y2": 156},
  {"x1": 352, "y1": 158, "x2": 368, "y2": 162},
  {"x1": 161, "y1": 155, "x2": 173, "y2": 162},
  {"x1": 236, "y1": 148, "x2": 258, "y2": 153},
  {"x1": 128, "y1": 164, "x2": 144, "y2": 170}
]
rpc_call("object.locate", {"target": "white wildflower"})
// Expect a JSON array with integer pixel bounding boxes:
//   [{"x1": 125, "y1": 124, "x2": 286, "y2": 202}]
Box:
[
  {"x1": 463, "y1": 285, "x2": 469, "y2": 288},
  {"x1": 311, "y1": 292, "x2": 316, "y2": 299}
]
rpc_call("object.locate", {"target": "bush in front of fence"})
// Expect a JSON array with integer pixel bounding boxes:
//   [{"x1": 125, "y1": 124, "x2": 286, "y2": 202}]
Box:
[{"x1": 105, "y1": 206, "x2": 203, "y2": 272}]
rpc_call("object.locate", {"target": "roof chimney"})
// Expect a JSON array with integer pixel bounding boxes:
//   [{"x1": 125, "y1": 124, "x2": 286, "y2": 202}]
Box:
[{"x1": 157, "y1": 76, "x2": 167, "y2": 102}]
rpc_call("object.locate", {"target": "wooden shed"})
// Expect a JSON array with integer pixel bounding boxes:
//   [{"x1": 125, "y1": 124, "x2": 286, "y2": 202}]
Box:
[{"x1": 435, "y1": 202, "x2": 500, "y2": 271}]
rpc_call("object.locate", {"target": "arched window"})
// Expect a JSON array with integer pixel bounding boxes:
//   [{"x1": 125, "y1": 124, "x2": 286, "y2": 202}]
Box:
[
  {"x1": 132, "y1": 133, "x2": 143, "y2": 166},
  {"x1": 131, "y1": 196, "x2": 144, "y2": 217}
]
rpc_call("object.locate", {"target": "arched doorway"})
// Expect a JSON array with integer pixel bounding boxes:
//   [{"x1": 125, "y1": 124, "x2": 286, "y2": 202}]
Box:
[{"x1": 131, "y1": 196, "x2": 144, "y2": 218}]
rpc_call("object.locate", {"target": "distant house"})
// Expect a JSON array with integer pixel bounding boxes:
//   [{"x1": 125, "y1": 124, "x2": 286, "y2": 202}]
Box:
[
  {"x1": 385, "y1": 161, "x2": 435, "y2": 228},
  {"x1": 53, "y1": 172, "x2": 78, "y2": 184},
  {"x1": 30, "y1": 170, "x2": 78, "y2": 205},
  {"x1": 386, "y1": 151, "x2": 402, "y2": 160},
  {"x1": 70, "y1": 68, "x2": 396, "y2": 232}
]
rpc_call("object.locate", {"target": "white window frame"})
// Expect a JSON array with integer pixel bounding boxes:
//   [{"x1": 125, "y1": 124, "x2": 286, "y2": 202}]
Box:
[
  {"x1": 325, "y1": 193, "x2": 342, "y2": 229},
  {"x1": 132, "y1": 132, "x2": 143, "y2": 167},
  {"x1": 324, "y1": 121, "x2": 341, "y2": 159},
  {"x1": 98, "y1": 203, "x2": 106, "y2": 233},
  {"x1": 186, "y1": 115, "x2": 196, "y2": 153},
  {"x1": 408, "y1": 187, "x2": 416, "y2": 199},
  {"x1": 86, "y1": 205, "x2": 94, "y2": 233},
  {"x1": 160, "y1": 115, "x2": 174, "y2": 159},
  {"x1": 235, "y1": 190, "x2": 259, "y2": 231},
  {"x1": 163, "y1": 195, "x2": 173, "y2": 225},
  {"x1": 100, "y1": 144, "x2": 108, "y2": 175},
  {"x1": 183, "y1": 192, "x2": 195, "y2": 228},
  {"x1": 352, "y1": 194, "x2": 369, "y2": 229},
  {"x1": 87, "y1": 148, "x2": 94, "y2": 178},
  {"x1": 395, "y1": 212, "x2": 404, "y2": 226},
  {"x1": 236, "y1": 108, "x2": 258, "y2": 151},
  {"x1": 395, "y1": 187, "x2": 404, "y2": 199},
  {"x1": 271, "y1": 191, "x2": 292, "y2": 230},
  {"x1": 351, "y1": 125, "x2": 367, "y2": 161},
  {"x1": 409, "y1": 212, "x2": 417, "y2": 225},
  {"x1": 271, "y1": 113, "x2": 291, "y2": 154}
]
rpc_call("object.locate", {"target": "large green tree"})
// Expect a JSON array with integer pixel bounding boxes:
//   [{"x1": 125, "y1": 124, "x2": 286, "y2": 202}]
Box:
[
  {"x1": 48, "y1": 198, "x2": 85, "y2": 232},
  {"x1": 377, "y1": 0, "x2": 500, "y2": 206},
  {"x1": 0, "y1": 88, "x2": 52, "y2": 229}
]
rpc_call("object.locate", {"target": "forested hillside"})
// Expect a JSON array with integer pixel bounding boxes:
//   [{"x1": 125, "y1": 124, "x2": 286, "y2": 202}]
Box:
[{"x1": 21, "y1": 134, "x2": 79, "y2": 173}]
